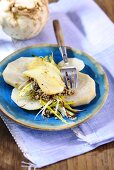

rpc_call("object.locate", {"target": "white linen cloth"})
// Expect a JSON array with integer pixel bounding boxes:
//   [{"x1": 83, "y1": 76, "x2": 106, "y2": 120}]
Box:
[{"x1": 0, "y1": 0, "x2": 114, "y2": 169}]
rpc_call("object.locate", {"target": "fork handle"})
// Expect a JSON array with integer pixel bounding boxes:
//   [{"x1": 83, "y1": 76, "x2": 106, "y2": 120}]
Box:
[
  {"x1": 53, "y1": 20, "x2": 65, "y2": 46},
  {"x1": 53, "y1": 20, "x2": 69, "y2": 64}
]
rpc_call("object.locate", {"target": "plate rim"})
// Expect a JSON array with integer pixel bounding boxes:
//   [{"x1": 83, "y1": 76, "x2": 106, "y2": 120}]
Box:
[{"x1": 0, "y1": 44, "x2": 109, "y2": 130}]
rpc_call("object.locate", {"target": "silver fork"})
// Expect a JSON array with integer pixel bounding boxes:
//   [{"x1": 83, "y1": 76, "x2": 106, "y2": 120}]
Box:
[{"x1": 53, "y1": 20, "x2": 77, "y2": 89}]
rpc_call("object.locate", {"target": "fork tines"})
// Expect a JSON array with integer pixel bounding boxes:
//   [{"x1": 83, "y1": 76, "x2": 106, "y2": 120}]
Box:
[{"x1": 60, "y1": 67, "x2": 77, "y2": 89}]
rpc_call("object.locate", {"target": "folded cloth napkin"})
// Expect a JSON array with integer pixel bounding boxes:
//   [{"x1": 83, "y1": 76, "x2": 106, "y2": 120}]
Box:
[{"x1": 0, "y1": 0, "x2": 114, "y2": 169}]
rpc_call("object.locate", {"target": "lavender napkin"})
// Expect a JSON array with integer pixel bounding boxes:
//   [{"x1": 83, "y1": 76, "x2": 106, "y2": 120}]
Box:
[{"x1": 0, "y1": 0, "x2": 114, "y2": 169}]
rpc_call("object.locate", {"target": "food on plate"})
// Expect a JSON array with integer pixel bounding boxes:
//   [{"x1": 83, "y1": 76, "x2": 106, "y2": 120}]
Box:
[
  {"x1": 3, "y1": 55, "x2": 96, "y2": 123},
  {"x1": 0, "y1": 0, "x2": 49, "y2": 39},
  {"x1": 3, "y1": 57, "x2": 34, "y2": 88},
  {"x1": 64, "y1": 72, "x2": 96, "y2": 107},
  {"x1": 23, "y1": 57, "x2": 64, "y2": 95},
  {"x1": 11, "y1": 87, "x2": 42, "y2": 110}
]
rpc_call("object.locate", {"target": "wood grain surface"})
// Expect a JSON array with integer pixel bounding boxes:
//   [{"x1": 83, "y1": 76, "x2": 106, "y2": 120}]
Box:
[
  {"x1": 96, "y1": 0, "x2": 114, "y2": 22},
  {"x1": 0, "y1": 1, "x2": 114, "y2": 170}
]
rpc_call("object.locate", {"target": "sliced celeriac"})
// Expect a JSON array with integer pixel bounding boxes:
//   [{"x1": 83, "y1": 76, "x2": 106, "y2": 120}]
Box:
[
  {"x1": 2, "y1": 57, "x2": 34, "y2": 88},
  {"x1": 3, "y1": 57, "x2": 59, "y2": 88},
  {"x1": 58, "y1": 58, "x2": 85, "y2": 71},
  {"x1": 64, "y1": 72, "x2": 96, "y2": 106},
  {"x1": 11, "y1": 88, "x2": 42, "y2": 110}
]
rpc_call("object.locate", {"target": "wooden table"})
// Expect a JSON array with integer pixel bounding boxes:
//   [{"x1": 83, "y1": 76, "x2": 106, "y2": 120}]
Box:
[{"x1": 0, "y1": 1, "x2": 114, "y2": 170}]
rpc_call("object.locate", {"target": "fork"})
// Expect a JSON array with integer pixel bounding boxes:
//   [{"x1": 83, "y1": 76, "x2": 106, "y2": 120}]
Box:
[{"x1": 53, "y1": 20, "x2": 77, "y2": 89}]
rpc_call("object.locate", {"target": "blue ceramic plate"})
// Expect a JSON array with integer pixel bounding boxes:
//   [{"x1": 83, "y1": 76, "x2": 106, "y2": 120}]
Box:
[{"x1": 0, "y1": 44, "x2": 109, "y2": 130}]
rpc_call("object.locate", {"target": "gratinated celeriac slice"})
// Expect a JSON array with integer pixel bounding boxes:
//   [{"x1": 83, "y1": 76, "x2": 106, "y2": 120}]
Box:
[{"x1": 23, "y1": 65, "x2": 65, "y2": 95}]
